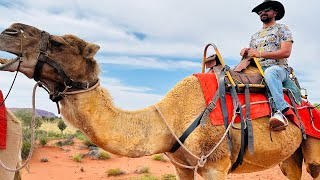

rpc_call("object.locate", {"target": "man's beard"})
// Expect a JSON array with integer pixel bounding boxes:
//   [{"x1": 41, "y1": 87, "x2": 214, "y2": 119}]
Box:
[{"x1": 260, "y1": 14, "x2": 272, "y2": 23}]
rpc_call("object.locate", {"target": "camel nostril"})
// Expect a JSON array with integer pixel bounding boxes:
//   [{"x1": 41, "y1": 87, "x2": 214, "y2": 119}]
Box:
[{"x1": 2, "y1": 28, "x2": 19, "y2": 35}]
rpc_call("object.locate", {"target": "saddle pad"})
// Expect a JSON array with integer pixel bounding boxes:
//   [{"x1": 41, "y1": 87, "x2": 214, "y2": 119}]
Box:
[
  {"x1": 194, "y1": 73, "x2": 320, "y2": 139},
  {"x1": 0, "y1": 90, "x2": 7, "y2": 149}
]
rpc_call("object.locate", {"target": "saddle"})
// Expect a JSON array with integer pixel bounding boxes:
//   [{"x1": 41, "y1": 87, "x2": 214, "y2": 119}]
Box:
[
  {"x1": 205, "y1": 54, "x2": 264, "y2": 93},
  {"x1": 204, "y1": 54, "x2": 303, "y2": 101}
]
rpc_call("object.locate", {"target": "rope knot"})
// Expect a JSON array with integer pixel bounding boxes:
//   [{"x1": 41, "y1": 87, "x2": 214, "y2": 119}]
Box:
[{"x1": 197, "y1": 155, "x2": 207, "y2": 168}]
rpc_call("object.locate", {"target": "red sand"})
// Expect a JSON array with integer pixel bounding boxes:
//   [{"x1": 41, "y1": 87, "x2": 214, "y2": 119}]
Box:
[{"x1": 20, "y1": 139, "x2": 312, "y2": 180}]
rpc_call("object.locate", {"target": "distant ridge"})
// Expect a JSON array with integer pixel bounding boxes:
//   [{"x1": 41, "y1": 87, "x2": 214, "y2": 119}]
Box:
[{"x1": 9, "y1": 108, "x2": 57, "y2": 118}]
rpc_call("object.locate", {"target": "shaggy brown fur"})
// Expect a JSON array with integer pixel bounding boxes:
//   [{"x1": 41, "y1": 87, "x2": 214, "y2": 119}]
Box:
[{"x1": 1, "y1": 23, "x2": 320, "y2": 180}]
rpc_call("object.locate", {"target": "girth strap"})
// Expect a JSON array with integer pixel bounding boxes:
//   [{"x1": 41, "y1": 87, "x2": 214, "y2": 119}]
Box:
[
  {"x1": 287, "y1": 89, "x2": 307, "y2": 140},
  {"x1": 219, "y1": 66, "x2": 233, "y2": 153},
  {"x1": 245, "y1": 85, "x2": 254, "y2": 155},
  {"x1": 170, "y1": 88, "x2": 220, "y2": 153},
  {"x1": 219, "y1": 66, "x2": 229, "y2": 129},
  {"x1": 230, "y1": 84, "x2": 247, "y2": 171},
  {"x1": 169, "y1": 111, "x2": 205, "y2": 153}
]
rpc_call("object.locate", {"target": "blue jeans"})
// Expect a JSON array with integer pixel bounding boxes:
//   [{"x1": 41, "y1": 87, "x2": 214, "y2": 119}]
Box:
[{"x1": 263, "y1": 65, "x2": 290, "y2": 112}]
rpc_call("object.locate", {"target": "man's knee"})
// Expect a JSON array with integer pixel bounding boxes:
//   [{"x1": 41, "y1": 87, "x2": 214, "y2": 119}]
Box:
[{"x1": 264, "y1": 66, "x2": 279, "y2": 81}]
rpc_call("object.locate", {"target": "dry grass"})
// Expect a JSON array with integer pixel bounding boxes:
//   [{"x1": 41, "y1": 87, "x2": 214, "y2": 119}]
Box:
[{"x1": 39, "y1": 121, "x2": 77, "y2": 134}]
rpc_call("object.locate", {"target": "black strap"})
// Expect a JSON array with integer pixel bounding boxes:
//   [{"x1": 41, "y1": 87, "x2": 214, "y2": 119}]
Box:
[
  {"x1": 245, "y1": 85, "x2": 254, "y2": 155},
  {"x1": 200, "y1": 90, "x2": 220, "y2": 126},
  {"x1": 230, "y1": 84, "x2": 247, "y2": 171},
  {"x1": 219, "y1": 66, "x2": 229, "y2": 129},
  {"x1": 33, "y1": 31, "x2": 50, "y2": 81},
  {"x1": 218, "y1": 66, "x2": 233, "y2": 153},
  {"x1": 287, "y1": 89, "x2": 307, "y2": 140},
  {"x1": 170, "y1": 87, "x2": 221, "y2": 153},
  {"x1": 33, "y1": 57, "x2": 45, "y2": 81},
  {"x1": 169, "y1": 111, "x2": 204, "y2": 153}
]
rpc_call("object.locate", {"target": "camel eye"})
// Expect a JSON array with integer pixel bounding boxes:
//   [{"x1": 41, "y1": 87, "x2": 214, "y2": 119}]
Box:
[{"x1": 2, "y1": 28, "x2": 19, "y2": 36}]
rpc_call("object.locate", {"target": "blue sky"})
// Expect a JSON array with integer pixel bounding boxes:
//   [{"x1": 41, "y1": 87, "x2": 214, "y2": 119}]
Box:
[{"x1": 0, "y1": 0, "x2": 319, "y2": 115}]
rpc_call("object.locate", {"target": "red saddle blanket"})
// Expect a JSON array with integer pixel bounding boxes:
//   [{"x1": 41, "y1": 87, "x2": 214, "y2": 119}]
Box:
[
  {"x1": 194, "y1": 73, "x2": 320, "y2": 139},
  {"x1": 0, "y1": 90, "x2": 7, "y2": 149}
]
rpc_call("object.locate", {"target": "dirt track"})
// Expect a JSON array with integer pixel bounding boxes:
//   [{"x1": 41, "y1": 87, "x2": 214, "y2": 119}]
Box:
[{"x1": 21, "y1": 140, "x2": 312, "y2": 180}]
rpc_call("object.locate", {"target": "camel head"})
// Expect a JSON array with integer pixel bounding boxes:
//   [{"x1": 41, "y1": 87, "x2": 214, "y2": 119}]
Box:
[{"x1": 0, "y1": 23, "x2": 100, "y2": 101}]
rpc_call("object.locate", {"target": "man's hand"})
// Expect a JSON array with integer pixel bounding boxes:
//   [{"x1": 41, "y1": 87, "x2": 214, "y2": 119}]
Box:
[
  {"x1": 240, "y1": 48, "x2": 249, "y2": 57},
  {"x1": 247, "y1": 48, "x2": 260, "y2": 58}
]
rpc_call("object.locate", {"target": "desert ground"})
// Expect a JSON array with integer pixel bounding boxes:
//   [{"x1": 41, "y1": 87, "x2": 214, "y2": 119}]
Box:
[{"x1": 20, "y1": 138, "x2": 313, "y2": 180}]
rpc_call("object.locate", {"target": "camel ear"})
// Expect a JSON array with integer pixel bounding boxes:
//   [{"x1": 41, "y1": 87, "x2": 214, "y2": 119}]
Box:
[
  {"x1": 83, "y1": 43, "x2": 100, "y2": 60},
  {"x1": 50, "y1": 35, "x2": 67, "y2": 46}
]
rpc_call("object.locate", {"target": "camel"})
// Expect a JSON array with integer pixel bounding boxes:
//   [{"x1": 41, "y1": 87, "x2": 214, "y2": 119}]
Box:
[
  {"x1": 0, "y1": 109, "x2": 22, "y2": 180},
  {"x1": 0, "y1": 23, "x2": 319, "y2": 179}
]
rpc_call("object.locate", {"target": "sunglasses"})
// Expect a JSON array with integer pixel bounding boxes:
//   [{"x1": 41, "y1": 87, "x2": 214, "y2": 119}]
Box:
[{"x1": 258, "y1": 7, "x2": 273, "y2": 15}]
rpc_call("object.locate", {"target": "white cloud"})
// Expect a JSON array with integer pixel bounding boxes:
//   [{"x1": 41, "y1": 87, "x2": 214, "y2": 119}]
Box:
[
  {"x1": 1, "y1": 0, "x2": 320, "y2": 113},
  {"x1": 97, "y1": 55, "x2": 200, "y2": 70},
  {"x1": 100, "y1": 78, "x2": 162, "y2": 110}
]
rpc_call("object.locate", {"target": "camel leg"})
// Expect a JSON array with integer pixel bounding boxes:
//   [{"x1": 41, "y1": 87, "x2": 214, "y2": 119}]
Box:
[
  {"x1": 199, "y1": 156, "x2": 231, "y2": 180},
  {"x1": 302, "y1": 136, "x2": 320, "y2": 179},
  {"x1": 279, "y1": 147, "x2": 303, "y2": 180},
  {"x1": 173, "y1": 166, "x2": 195, "y2": 180},
  {"x1": 0, "y1": 110, "x2": 22, "y2": 180}
]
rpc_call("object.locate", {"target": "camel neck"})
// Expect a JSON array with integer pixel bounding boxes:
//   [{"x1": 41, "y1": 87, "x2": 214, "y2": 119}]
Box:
[{"x1": 60, "y1": 87, "x2": 175, "y2": 157}]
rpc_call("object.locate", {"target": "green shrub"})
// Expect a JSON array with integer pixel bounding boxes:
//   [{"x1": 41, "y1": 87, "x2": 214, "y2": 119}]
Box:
[
  {"x1": 72, "y1": 153, "x2": 83, "y2": 162},
  {"x1": 106, "y1": 168, "x2": 125, "y2": 176},
  {"x1": 55, "y1": 138, "x2": 74, "y2": 147},
  {"x1": 131, "y1": 175, "x2": 158, "y2": 180},
  {"x1": 161, "y1": 174, "x2": 176, "y2": 180},
  {"x1": 35, "y1": 129, "x2": 47, "y2": 138},
  {"x1": 152, "y1": 154, "x2": 165, "y2": 161},
  {"x1": 22, "y1": 128, "x2": 31, "y2": 141},
  {"x1": 21, "y1": 140, "x2": 31, "y2": 160},
  {"x1": 57, "y1": 119, "x2": 67, "y2": 134},
  {"x1": 47, "y1": 131, "x2": 64, "y2": 139},
  {"x1": 74, "y1": 130, "x2": 86, "y2": 141},
  {"x1": 14, "y1": 110, "x2": 42, "y2": 129},
  {"x1": 39, "y1": 136, "x2": 48, "y2": 146},
  {"x1": 98, "y1": 149, "x2": 111, "y2": 160},
  {"x1": 135, "y1": 166, "x2": 150, "y2": 174},
  {"x1": 83, "y1": 139, "x2": 97, "y2": 148}
]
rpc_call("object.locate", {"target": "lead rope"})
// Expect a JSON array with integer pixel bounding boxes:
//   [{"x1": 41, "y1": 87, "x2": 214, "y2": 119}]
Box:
[
  {"x1": 154, "y1": 105, "x2": 235, "y2": 180},
  {"x1": 0, "y1": 82, "x2": 40, "y2": 172}
]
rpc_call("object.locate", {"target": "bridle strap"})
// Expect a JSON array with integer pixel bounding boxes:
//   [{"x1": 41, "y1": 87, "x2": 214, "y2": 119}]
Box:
[
  {"x1": 33, "y1": 31, "x2": 49, "y2": 82},
  {"x1": 33, "y1": 31, "x2": 97, "y2": 102}
]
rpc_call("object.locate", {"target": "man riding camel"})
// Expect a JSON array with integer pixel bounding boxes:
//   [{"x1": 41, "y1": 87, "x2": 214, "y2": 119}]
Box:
[{"x1": 240, "y1": 0, "x2": 293, "y2": 131}]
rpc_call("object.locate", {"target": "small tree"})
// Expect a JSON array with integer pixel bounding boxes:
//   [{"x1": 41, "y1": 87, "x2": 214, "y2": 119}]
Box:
[{"x1": 57, "y1": 119, "x2": 67, "y2": 134}]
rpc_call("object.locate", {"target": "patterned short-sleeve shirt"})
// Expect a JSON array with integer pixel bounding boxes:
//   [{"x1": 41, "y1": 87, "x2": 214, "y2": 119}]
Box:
[{"x1": 249, "y1": 23, "x2": 293, "y2": 66}]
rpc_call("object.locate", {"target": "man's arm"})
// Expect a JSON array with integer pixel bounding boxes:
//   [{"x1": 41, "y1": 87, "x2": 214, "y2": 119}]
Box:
[{"x1": 247, "y1": 41, "x2": 293, "y2": 59}]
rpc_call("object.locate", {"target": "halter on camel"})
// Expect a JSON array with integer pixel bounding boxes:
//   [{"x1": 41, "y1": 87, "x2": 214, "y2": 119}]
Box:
[
  {"x1": 33, "y1": 31, "x2": 100, "y2": 104},
  {"x1": 0, "y1": 29, "x2": 100, "y2": 172}
]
